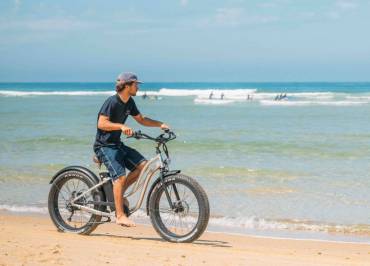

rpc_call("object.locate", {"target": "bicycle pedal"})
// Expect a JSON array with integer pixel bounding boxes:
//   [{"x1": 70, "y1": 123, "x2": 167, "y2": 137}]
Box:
[{"x1": 99, "y1": 172, "x2": 110, "y2": 179}]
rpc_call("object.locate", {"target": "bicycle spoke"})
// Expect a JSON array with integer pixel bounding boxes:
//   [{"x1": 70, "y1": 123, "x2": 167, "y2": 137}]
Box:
[
  {"x1": 182, "y1": 186, "x2": 186, "y2": 200},
  {"x1": 178, "y1": 215, "x2": 185, "y2": 234},
  {"x1": 65, "y1": 181, "x2": 73, "y2": 195},
  {"x1": 75, "y1": 179, "x2": 81, "y2": 192},
  {"x1": 158, "y1": 208, "x2": 173, "y2": 213},
  {"x1": 55, "y1": 184, "x2": 68, "y2": 202},
  {"x1": 71, "y1": 179, "x2": 76, "y2": 192}
]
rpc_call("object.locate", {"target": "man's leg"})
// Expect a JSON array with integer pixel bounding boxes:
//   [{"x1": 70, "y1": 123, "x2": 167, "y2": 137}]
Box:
[
  {"x1": 96, "y1": 145, "x2": 137, "y2": 227},
  {"x1": 114, "y1": 161, "x2": 146, "y2": 226},
  {"x1": 113, "y1": 176, "x2": 136, "y2": 227}
]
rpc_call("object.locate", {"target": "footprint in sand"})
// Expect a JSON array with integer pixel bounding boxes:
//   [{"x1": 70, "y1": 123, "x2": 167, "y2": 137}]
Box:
[
  {"x1": 51, "y1": 244, "x2": 62, "y2": 254},
  {"x1": 37, "y1": 244, "x2": 63, "y2": 264}
]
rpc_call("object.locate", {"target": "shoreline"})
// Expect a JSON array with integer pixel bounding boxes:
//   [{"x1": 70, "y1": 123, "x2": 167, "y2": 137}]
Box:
[
  {"x1": 208, "y1": 230, "x2": 370, "y2": 246},
  {"x1": 1, "y1": 212, "x2": 370, "y2": 265},
  {"x1": 1, "y1": 207, "x2": 370, "y2": 245}
]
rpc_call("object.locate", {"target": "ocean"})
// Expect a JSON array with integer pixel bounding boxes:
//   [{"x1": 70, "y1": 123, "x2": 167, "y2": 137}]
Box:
[{"x1": 1, "y1": 82, "x2": 370, "y2": 242}]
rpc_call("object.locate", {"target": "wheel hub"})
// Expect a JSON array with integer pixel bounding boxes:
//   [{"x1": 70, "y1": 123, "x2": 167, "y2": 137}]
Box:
[
  {"x1": 174, "y1": 200, "x2": 189, "y2": 216},
  {"x1": 65, "y1": 191, "x2": 86, "y2": 211}
]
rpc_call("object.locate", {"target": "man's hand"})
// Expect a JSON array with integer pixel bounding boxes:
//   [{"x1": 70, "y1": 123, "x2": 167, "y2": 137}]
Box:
[
  {"x1": 160, "y1": 123, "x2": 170, "y2": 130},
  {"x1": 121, "y1": 125, "x2": 133, "y2": 136}
]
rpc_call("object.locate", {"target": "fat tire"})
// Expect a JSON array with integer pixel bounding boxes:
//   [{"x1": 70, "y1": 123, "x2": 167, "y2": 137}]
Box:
[
  {"x1": 149, "y1": 174, "x2": 210, "y2": 243},
  {"x1": 48, "y1": 170, "x2": 104, "y2": 235}
]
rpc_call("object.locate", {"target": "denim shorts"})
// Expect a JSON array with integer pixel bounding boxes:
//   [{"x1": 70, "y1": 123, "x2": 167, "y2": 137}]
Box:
[{"x1": 94, "y1": 143, "x2": 146, "y2": 181}]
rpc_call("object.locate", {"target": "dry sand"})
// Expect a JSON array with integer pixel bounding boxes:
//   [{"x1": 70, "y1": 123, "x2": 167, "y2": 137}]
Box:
[{"x1": 1, "y1": 212, "x2": 370, "y2": 266}]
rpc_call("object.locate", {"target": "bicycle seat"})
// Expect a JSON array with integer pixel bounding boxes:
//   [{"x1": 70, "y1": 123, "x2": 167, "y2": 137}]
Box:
[{"x1": 93, "y1": 155, "x2": 102, "y2": 168}]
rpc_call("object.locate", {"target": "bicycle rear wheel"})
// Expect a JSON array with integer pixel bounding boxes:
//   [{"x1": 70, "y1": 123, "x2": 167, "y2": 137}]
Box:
[
  {"x1": 48, "y1": 170, "x2": 104, "y2": 235},
  {"x1": 149, "y1": 174, "x2": 209, "y2": 243}
]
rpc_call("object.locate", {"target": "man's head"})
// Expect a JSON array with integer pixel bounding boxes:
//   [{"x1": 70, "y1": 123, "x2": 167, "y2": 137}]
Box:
[{"x1": 115, "y1": 72, "x2": 143, "y2": 96}]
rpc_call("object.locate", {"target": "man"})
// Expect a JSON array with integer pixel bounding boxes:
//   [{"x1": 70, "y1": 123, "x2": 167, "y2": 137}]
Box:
[{"x1": 93, "y1": 72, "x2": 169, "y2": 227}]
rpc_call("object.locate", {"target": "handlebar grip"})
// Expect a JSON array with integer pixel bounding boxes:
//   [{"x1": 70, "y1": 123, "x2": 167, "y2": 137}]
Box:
[{"x1": 127, "y1": 130, "x2": 141, "y2": 139}]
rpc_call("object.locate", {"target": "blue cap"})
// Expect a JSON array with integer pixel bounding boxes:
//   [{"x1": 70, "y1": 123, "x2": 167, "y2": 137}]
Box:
[{"x1": 117, "y1": 72, "x2": 143, "y2": 84}]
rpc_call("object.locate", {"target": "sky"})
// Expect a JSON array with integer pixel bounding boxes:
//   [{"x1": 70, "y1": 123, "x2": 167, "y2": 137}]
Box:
[{"x1": 0, "y1": 0, "x2": 369, "y2": 82}]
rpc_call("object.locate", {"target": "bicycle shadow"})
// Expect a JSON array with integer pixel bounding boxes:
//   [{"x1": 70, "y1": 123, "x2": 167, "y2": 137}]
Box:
[{"x1": 90, "y1": 233, "x2": 232, "y2": 248}]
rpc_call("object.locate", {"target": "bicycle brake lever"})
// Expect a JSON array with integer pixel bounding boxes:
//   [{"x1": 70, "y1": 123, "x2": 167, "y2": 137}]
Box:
[{"x1": 156, "y1": 133, "x2": 165, "y2": 141}]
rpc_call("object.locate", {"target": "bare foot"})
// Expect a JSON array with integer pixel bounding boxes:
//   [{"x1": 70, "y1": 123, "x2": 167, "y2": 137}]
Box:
[{"x1": 116, "y1": 215, "x2": 136, "y2": 227}]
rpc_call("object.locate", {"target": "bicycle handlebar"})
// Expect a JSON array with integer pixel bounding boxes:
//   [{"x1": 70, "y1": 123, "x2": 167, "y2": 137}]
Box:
[{"x1": 127, "y1": 129, "x2": 176, "y2": 143}]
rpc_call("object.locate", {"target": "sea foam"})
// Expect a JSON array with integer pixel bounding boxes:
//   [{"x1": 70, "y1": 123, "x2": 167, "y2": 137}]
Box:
[
  {"x1": 260, "y1": 100, "x2": 367, "y2": 106},
  {"x1": 0, "y1": 90, "x2": 115, "y2": 96},
  {"x1": 2, "y1": 204, "x2": 369, "y2": 236},
  {"x1": 0, "y1": 204, "x2": 48, "y2": 214}
]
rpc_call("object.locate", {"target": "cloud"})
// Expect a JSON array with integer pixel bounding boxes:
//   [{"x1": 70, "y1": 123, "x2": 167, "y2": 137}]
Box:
[
  {"x1": 215, "y1": 8, "x2": 244, "y2": 26},
  {"x1": 299, "y1": 11, "x2": 317, "y2": 20},
  {"x1": 258, "y1": 2, "x2": 277, "y2": 9},
  {"x1": 0, "y1": 18, "x2": 93, "y2": 32},
  {"x1": 325, "y1": 0, "x2": 358, "y2": 20},
  {"x1": 29, "y1": 18, "x2": 91, "y2": 31},
  {"x1": 180, "y1": 0, "x2": 188, "y2": 7},
  {"x1": 335, "y1": 0, "x2": 358, "y2": 10},
  {"x1": 14, "y1": 0, "x2": 21, "y2": 11},
  {"x1": 196, "y1": 7, "x2": 279, "y2": 28},
  {"x1": 326, "y1": 11, "x2": 341, "y2": 20}
]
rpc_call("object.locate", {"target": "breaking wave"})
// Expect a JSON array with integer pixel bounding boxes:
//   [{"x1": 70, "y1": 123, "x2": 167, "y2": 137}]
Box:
[
  {"x1": 0, "y1": 204, "x2": 48, "y2": 214},
  {"x1": 259, "y1": 100, "x2": 367, "y2": 106},
  {"x1": 0, "y1": 90, "x2": 115, "y2": 96},
  {"x1": 208, "y1": 215, "x2": 370, "y2": 235},
  {"x1": 2, "y1": 88, "x2": 370, "y2": 106}
]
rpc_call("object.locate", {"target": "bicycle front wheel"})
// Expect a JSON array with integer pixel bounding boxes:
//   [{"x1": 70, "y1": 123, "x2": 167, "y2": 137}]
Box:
[{"x1": 149, "y1": 174, "x2": 210, "y2": 243}]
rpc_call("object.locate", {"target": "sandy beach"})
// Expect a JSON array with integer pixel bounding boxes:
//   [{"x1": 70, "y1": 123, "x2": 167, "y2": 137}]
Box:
[{"x1": 0, "y1": 212, "x2": 369, "y2": 266}]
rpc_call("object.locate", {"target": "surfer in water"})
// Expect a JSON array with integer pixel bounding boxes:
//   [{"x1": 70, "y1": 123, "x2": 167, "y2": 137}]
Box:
[{"x1": 209, "y1": 91, "x2": 214, "y2": 99}]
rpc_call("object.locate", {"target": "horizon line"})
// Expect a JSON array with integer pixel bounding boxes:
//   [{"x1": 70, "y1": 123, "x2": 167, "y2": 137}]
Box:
[{"x1": 1, "y1": 81, "x2": 370, "y2": 83}]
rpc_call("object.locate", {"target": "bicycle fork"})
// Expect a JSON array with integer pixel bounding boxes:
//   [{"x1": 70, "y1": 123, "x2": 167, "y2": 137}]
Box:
[{"x1": 160, "y1": 173, "x2": 182, "y2": 210}]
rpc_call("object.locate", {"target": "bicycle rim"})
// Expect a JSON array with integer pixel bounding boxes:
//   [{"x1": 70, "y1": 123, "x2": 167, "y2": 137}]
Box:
[
  {"x1": 54, "y1": 177, "x2": 97, "y2": 230},
  {"x1": 155, "y1": 181, "x2": 200, "y2": 238}
]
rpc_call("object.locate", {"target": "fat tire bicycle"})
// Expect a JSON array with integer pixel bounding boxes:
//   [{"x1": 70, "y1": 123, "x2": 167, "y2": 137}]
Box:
[{"x1": 48, "y1": 130, "x2": 210, "y2": 243}]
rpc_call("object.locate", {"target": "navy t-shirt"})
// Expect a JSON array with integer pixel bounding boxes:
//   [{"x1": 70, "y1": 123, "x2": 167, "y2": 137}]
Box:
[{"x1": 94, "y1": 94, "x2": 140, "y2": 148}]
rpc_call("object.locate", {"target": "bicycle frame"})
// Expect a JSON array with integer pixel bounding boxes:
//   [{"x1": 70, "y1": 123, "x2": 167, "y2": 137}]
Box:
[{"x1": 70, "y1": 153, "x2": 164, "y2": 218}]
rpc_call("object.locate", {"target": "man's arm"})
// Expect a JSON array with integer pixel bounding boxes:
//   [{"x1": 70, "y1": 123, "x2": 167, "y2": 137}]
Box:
[
  {"x1": 132, "y1": 114, "x2": 169, "y2": 129},
  {"x1": 97, "y1": 115, "x2": 133, "y2": 135}
]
